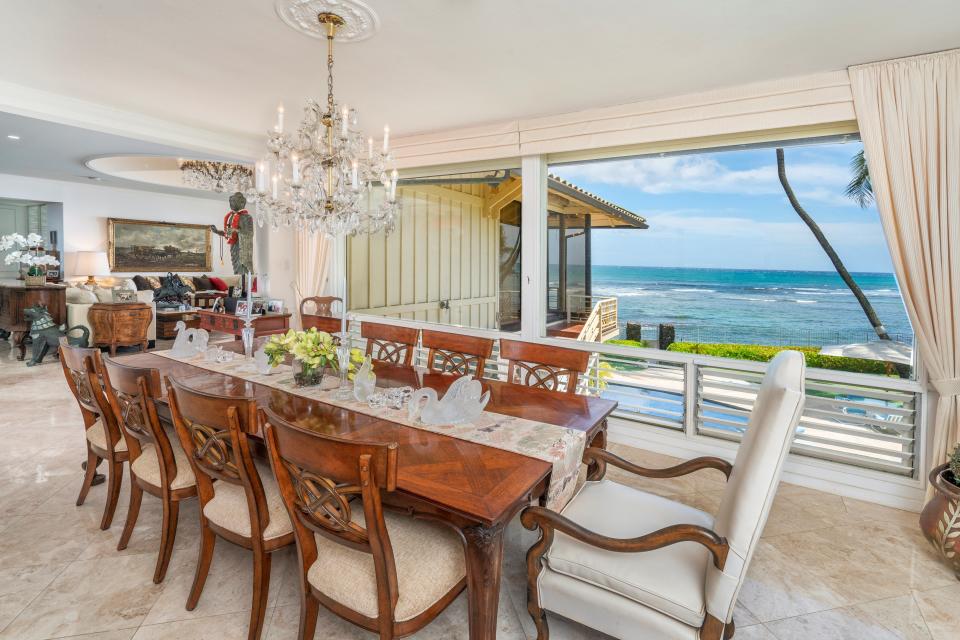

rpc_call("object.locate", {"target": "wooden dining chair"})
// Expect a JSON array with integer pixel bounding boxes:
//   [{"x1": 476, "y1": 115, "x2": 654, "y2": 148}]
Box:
[
  {"x1": 499, "y1": 339, "x2": 591, "y2": 394},
  {"x1": 101, "y1": 358, "x2": 197, "y2": 583},
  {"x1": 301, "y1": 314, "x2": 343, "y2": 335},
  {"x1": 166, "y1": 377, "x2": 294, "y2": 640},
  {"x1": 421, "y1": 329, "x2": 494, "y2": 376},
  {"x1": 361, "y1": 322, "x2": 418, "y2": 366},
  {"x1": 60, "y1": 342, "x2": 128, "y2": 530},
  {"x1": 299, "y1": 296, "x2": 341, "y2": 322},
  {"x1": 259, "y1": 407, "x2": 467, "y2": 640},
  {"x1": 521, "y1": 351, "x2": 806, "y2": 640}
]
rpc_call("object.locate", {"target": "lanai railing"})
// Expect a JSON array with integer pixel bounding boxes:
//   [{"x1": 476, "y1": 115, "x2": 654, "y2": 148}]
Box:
[{"x1": 567, "y1": 294, "x2": 619, "y2": 343}]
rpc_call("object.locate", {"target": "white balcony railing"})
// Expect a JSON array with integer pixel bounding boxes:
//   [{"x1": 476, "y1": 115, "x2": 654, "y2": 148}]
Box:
[{"x1": 344, "y1": 314, "x2": 923, "y2": 479}]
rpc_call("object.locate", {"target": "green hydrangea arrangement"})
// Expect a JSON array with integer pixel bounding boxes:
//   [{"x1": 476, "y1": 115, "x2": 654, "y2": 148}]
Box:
[{"x1": 263, "y1": 328, "x2": 365, "y2": 379}]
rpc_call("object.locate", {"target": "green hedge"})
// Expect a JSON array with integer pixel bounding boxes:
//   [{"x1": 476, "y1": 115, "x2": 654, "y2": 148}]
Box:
[{"x1": 664, "y1": 342, "x2": 908, "y2": 377}]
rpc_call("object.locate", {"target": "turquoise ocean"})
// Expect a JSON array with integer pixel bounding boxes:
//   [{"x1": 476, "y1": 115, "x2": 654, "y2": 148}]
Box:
[{"x1": 588, "y1": 265, "x2": 913, "y2": 346}]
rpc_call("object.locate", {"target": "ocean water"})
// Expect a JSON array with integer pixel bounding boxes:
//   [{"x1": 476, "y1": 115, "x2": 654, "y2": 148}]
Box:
[{"x1": 588, "y1": 265, "x2": 913, "y2": 346}]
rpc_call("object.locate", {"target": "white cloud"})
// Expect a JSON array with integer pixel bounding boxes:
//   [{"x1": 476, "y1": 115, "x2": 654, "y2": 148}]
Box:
[{"x1": 554, "y1": 155, "x2": 858, "y2": 206}]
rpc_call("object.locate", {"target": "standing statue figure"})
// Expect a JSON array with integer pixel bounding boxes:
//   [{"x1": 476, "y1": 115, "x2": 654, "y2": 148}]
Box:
[{"x1": 210, "y1": 192, "x2": 254, "y2": 279}]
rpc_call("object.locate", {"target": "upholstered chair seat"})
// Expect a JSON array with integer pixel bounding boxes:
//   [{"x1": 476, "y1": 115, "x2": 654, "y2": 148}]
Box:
[
  {"x1": 546, "y1": 480, "x2": 714, "y2": 627},
  {"x1": 203, "y1": 463, "x2": 293, "y2": 540},
  {"x1": 307, "y1": 509, "x2": 466, "y2": 621},
  {"x1": 85, "y1": 418, "x2": 128, "y2": 452},
  {"x1": 130, "y1": 440, "x2": 196, "y2": 490}
]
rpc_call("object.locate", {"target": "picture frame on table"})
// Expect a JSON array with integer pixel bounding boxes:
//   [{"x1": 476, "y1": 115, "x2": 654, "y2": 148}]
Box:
[
  {"x1": 235, "y1": 300, "x2": 250, "y2": 316},
  {"x1": 111, "y1": 288, "x2": 137, "y2": 303},
  {"x1": 266, "y1": 299, "x2": 284, "y2": 313},
  {"x1": 252, "y1": 300, "x2": 265, "y2": 315}
]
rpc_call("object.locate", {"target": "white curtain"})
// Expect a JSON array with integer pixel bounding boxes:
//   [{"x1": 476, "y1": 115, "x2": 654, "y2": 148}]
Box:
[
  {"x1": 849, "y1": 49, "x2": 960, "y2": 491},
  {"x1": 294, "y1": 231, "x2": 333, "y2": 314}
]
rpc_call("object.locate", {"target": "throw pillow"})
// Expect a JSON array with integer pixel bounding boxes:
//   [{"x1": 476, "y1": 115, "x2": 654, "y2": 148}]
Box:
[
  {"x1": 145, "y1": 276, "x2": 162, "y2": 290},
  {"x1": 193, "y1": 275, "x2": 213, "y2": 291},
  {"x1": 93, "y1": 287, "x2": 114, "y2": 303},
  {"x1": 122, "y1": 278, "x2": 138, "y2": 291},
  {"x1": 179, "y1": 276, "x2": 197, "y2": 292},
  {"x1": 65, "y1": 287, "x2": 97, "y2": 304},
  {"x1": 132, "y1": 275, "x2": 152, "y2": 291},
  {"x1": 208, "y1": 276, "x2": 228, "y2": 291}
]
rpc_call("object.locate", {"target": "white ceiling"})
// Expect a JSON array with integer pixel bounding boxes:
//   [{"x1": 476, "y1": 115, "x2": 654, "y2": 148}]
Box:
[
  {"x1": 2, "y1": 0, "x2": 958, "y2": 141},
  {"x1": 0, "y1": 112, "x2": 232, "y2": 198}
]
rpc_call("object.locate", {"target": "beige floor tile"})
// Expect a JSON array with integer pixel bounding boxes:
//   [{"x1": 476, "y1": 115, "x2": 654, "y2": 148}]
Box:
[
  {"x1": 764, "y1": 595, "x2": 932, "y2": 640},
  {"x1": 736, "y1": 626, "x2": 778, "y2": 640},
  {"x1": 141, "y1": 539, "x2": 287, "y2": 626},
  {"x1": 0, "y1": 553, "x2": 165, "y2": 640},
  {"x1": 912, "y1": 582, "x2": 960, "y2": 640},
  {"x1": 133, "y1": 612, "x2": 252, "y2": 640},
  {"x1": 57, "y1": 630, "x2": 138, "y2": 640},
  {"x1": 0, "y1": 563, "x2": 67, "y2": 633},
  {"x1": 0, "y1": 511, "x2": 104, "y2": 570}
]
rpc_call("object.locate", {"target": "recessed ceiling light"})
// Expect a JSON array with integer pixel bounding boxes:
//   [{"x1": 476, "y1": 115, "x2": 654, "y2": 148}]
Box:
[
  {"x1": 6, "y1": 135, "x2": 20, "y2": 140},
  {"x1": 86, "y1": 176, "x2": 102, "y2": 181}
]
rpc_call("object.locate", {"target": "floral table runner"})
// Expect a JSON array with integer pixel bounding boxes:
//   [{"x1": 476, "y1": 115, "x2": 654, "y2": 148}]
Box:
[{"x1": 153, "y1": 349, "x2": 585, "y2": 510}]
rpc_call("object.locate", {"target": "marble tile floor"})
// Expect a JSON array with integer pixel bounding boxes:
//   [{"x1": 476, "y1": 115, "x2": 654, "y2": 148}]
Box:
[{"x1": 1, "y1": 341, "x2": 959, "y2": 639}]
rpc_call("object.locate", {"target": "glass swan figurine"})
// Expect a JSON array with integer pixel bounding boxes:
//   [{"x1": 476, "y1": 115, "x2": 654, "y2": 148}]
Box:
[
  {"x1": 170, "y1": 321, "x2": 209, "y2": 357},
  {"x1": 408, "y1": 375, "x2": 490, "y2": 426}
]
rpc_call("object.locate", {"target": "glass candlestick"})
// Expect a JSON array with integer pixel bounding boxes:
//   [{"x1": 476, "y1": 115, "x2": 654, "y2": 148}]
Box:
[
  {"x1": 334, "y1": 333, "x2": 353, "y2": 400},
  {"x1": 241, "y1": 327, "x2": 255, "y2": 358}
]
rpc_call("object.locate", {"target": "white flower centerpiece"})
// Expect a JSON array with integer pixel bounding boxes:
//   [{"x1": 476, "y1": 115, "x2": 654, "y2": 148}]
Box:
[{"x1": 1, "y1": 233, "x2": 60, "y2": 285}]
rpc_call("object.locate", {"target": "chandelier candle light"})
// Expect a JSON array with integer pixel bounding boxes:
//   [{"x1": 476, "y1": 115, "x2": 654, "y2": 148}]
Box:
[{"x1": 252, "y1": 1, "x2": 401, "y2": 395}]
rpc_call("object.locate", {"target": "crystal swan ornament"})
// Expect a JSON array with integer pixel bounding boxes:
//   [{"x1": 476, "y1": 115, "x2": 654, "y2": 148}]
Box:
[{"x1": 408, "y1": 375, "x2": 490, "y2": 425}]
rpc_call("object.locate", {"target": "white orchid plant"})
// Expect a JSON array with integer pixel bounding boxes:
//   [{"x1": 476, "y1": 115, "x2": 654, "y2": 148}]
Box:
[{"x1": 1, "y1": 233, "x2": 60, "y2": 273}]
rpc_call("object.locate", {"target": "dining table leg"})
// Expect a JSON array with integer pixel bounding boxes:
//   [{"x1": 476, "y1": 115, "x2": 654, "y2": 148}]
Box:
[{"x1": 462, "y1": 521, "x2": 506, "y2": 640}]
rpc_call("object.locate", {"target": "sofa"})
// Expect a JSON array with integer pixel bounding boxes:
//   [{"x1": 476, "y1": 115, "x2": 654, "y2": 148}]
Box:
[
  {"x1": 66, "y1": 273, "x2": 248, "y2": 346},
  {"x1": 65, "y1": 277, "x2": 157, "y2": 344}
]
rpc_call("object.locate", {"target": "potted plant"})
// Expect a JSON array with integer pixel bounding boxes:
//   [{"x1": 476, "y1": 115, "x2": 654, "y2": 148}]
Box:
[
  {"x1": 920, "y1": 444, "x2": 960, "y2": 579},
  {"x1": 264, "y1": 328, "x2": 364, "y2": 387},
  {"x1": 1, "y1": 233, "x2": 60, "y2": 285}
]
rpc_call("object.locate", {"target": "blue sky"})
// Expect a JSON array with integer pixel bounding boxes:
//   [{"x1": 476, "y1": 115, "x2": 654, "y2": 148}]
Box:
[{"x1": 551, "y1": 140, "x2": 894, "y2": 273}]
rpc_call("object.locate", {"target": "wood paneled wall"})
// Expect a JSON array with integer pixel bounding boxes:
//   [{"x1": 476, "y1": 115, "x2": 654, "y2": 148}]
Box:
[{"x1": 348, "y1": 183, "x2": 501, "y2": 329}]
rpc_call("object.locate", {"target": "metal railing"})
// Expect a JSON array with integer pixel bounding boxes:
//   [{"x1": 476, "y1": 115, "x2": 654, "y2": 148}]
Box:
[
  {"x1": 345, "y1": 314, "x2": 924, "y2": 478},
  {"x1": 621, "y1": 321, "x2": 914, "y2": 348}
]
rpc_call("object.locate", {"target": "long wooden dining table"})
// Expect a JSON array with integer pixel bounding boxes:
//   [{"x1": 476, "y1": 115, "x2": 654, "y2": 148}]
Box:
[{"x1": 118, "y1": 345, "x2": 617, "y2": 640}]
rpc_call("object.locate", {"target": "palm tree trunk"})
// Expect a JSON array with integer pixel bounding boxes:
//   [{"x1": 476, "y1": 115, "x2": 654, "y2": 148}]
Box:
[{"x1": 776, "y1": 148, "x2": 891, "y2": 341}]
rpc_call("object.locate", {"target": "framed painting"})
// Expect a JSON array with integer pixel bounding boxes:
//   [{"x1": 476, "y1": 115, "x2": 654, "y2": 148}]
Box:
[{"x1": 108, "y1": 218, "x2": 211, "y2": 272}]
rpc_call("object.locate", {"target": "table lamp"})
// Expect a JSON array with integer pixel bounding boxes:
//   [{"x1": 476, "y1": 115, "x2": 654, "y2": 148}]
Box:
[{"x1": 73, "y1": 251, "x2": 111, "y2": 286}]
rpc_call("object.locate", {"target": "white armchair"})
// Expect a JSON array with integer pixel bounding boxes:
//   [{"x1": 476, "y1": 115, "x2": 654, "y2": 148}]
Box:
[{"x1": 522, "y1": 350, "x2": 806, "y2": 640}]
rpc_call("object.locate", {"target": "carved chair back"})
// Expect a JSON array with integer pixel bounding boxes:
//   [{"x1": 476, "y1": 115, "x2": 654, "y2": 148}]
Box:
[
  {"x1": 301, "y1": 314, "x2": 343, "y2": 336},
  {"x1": 300, "y1": 296, "x2": 342, "y2": 319},
  {"x1": 102, "y1": 358, "x2": 176, "y2": 484},
  {"x1": 361, "y1": 322, "x2": 418, "y2": 366},
  {"x1": 166, "y1": 376, "x2": 271, "y2": 538},
  {"x1": 421, "y1": 329, "x2": 494, "y2": 377},
  {"x1": 59, "y1": 343, "x2": 127, "y2": 453},
  {"x1": 260, "y1": 407, "x2": 400, "y2": 618},
  {"x1": 705, "y1": 350, "x2": 805, "y2": 624},
  {"x1": 499, "y1": 339, "x2": 590, "y2": 394}
]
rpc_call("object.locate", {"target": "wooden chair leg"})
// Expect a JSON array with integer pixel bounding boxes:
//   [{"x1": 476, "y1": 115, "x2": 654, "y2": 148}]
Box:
[
  {"x1": 724, "y1": 617, "x2": 736, "y2": 639},
  {"x1": 99, "y1": 458, "x2": 123, "y2": 530},
  {"x1": 153, "y1": 498, "x2": 179, "y2": 583},
  {"x1": 117, "y1": 473, "x2": 142, "y2": 550},
  {"x1": 186, "y1": 521, "x2": 216, "y2": 610},
  {"x1": 248, "y1": 549, "x2": 272, "y2": 640},
  {"x1": 701, "y1": 615, "x2": 725, "y2": 640},
  {"x1": 298, "y1": 591, "x2": 319, "y2": 640},
  {"x1": 76, "y1": 446, "x2": 98, "y2": 506}
]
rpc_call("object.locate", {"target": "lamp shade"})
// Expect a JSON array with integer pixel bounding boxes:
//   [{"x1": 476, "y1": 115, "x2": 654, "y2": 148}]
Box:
[{"x1": 73, "y1": 251, "x2": 111, "y2": 276}]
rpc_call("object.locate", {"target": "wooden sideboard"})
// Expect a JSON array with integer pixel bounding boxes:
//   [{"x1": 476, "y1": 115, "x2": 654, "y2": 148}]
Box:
[
  {"x1": 0, "y1": 280, "x2": 67, "y2": 360},
  {"x1": 88, "y1": 302, "x2": 152, "y2": 356},
  {"x1": 196, "y1": 310, "x2": 291, "y2": 338}
]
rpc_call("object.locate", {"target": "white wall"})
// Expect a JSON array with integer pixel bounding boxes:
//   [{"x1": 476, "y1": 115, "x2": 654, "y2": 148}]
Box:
[{"x1": 0, "y1": 173, "x2": 236, "y2": 279}]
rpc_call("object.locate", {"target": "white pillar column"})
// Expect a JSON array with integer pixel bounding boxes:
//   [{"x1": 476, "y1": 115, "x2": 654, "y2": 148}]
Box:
[{"x1": 520, "y1": 154, "x2": 547, "y2": 339}]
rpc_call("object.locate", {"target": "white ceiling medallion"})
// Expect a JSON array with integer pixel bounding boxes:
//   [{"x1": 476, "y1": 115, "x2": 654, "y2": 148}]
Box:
[{"x1": 275, "y1": 0, "x2": 380, "y2": 42}]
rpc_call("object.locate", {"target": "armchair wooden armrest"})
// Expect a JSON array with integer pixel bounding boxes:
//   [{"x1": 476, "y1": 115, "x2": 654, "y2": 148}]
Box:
[
  {"x1": 582, "y1": 447, "x2": 733, "y2": 482},
  {"x1": 521, "y1": 505, "x2": 729, "y2": 570}
]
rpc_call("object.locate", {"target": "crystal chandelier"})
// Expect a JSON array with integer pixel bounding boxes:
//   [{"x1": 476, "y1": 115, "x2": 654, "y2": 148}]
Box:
[
  {"x1": 249, "y1": 9, "x2": 399, "y2": 237},
  {"x1": 178, "y1": 160, "x2": 253, "y2": 193}
]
